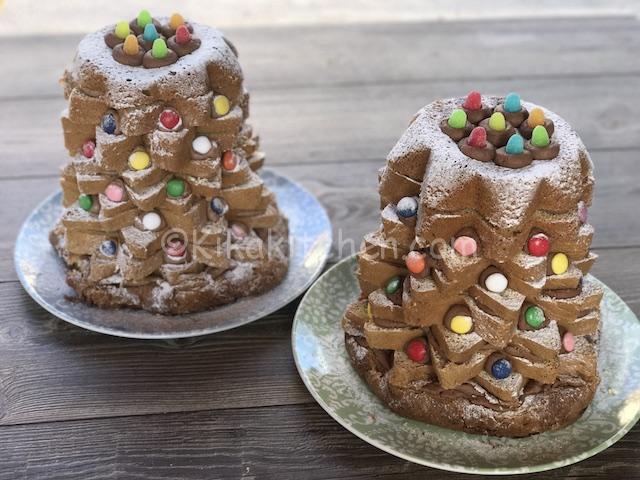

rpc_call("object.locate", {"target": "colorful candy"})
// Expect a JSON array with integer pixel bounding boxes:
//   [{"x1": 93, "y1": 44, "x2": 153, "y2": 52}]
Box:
[
  {"x1": 524, "y1": 305, "x2": 545, "y2": 329},
  {"x1": 166, "y1": 178, "x2": 185, "y2": 198},
  {"x1": 491, "y1": 358, "x2": 512, "y2": 379},
  {"x1": 166, "y1": 238, "x2": 186, "y2": 257},
  {"x1": 527, "y1": 233, "x2": 549, "y2": 257},
  {"x1": 405, "y1": 338, "x2": 428, "y2": 363},
  {"x1": 450, "y1": 315, "x2": 473, "y2": 334},
  {"x1": 137, "y1": 10, "x2": 152, "y2": 28},
  {"x1": 551, "y1": 252, "x2": 569, "y2": 275},
  {"x1": 210, "y1": 197, "x2": 228, "y2": 215},
  {"x1": 169, "y1": 13, "x2": 185, "y2": 30},
  {"x1": 78, "y1": 194, "x2": 93, "y2": 211},
  {"x1": 527, "y1": 107, "x2": 545, "y2": 128},
  {"x1": 222, "y1": 151, "x2": 237, "y2": 170},
  {"x1": 128, "y1": 150, "x2": 150, "y2": 171},
  {"x1": 453, "y1": 236, "x2": 477, "y2": 257},
  {"x1": 151, "y1": 38, "x2": 168, "y2": 59},
  {"x1": 485, "y1": 272, "x2": 508, "y2": 293},
  {"x1": 192, "y1": 136, "x2": 212, "y2": 155},
  {"x1": 578, "y1": 201, "x2": 588, "y2": 224},
  {"x1": 212, "y1": 95, "x2": 230, "y2": 117},
  {"x1": 463, "y1": 91, "x2": 482, "y2": 111},
  {"x1": 531, "y1": 125, "x2": 550, "y2": 147},
  {"x1": 159, "y1": 109, "x2": 181, "y2": 130},
  {"x1": 385, "y1": 276, "x2": 401, "y2": 295},
  {"x1": 175, "y1": 25, "x2": 191, "y2": 45},
  {"x1": 105, "y1": 183, "x2": 124, "y2": 202},
  {"x1": 231, "y1": 222, "x2": 248, "y2": 240},
  {"x1": 503, "y1": 92, "x2": 522, "y2": 113},
  {"x1": 488, "y1": 112, "x2": 506, "y2": 131},
  {"x1": 81, "y1": 139, "x2": 95, "y2": 158},
  {"x1": 562, "y1": 331, "x2": 575, "y2": 353},
  {"x1": 123, "y1": 34, "x2": 139, "y2": 56},
  {"x1": 100, "y1": 240, "x2": 117, "y2": 257},
  {"x1": 396, "y1": 196, "x2": 418, "y2": 218},
  {"x1": 101, "y1": 112, "x2": 117, "y2": 135},
  {"x1": 405, "y1": 251, "x2": 426, "y2": 274},
  {"x1": 447, "y1": 109, "x2": 467, "y2": 129},
  {"x1": 505, "y1": 134, "x2": 524, "y2": 155},
  {"x1": 467, "y1": 127, "x2": 487, "y2": 148},
  {"x1": 115, "y1": 21, "x2": 130, "y2": 40},
  {"x1": 143, "y1": 23, "x2": 159, "y2": 43},
  {"x1": 142, "y1": 212, "x2": 162, "y2": 231}
]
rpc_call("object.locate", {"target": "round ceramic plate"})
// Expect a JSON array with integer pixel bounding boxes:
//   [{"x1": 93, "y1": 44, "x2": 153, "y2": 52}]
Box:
[
  {"x1": 15, "y1": 168, "x2": 331, "y2": 339},
  {"x1": 292, "y1": 255, "x2": 640, "y2": 475}
]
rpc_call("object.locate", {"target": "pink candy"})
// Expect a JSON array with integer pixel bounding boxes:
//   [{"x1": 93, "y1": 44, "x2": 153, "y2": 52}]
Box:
[
  {"x1": 105, "y1": 183, "x2": 124, "y2": 202},
  {"x1": 166, "y1": 239, "x2": 186, "y2": 257},
  {"x1": 578, "y1": 202, "x2": 588, "y2": 224},
  {"x1": 453, "y1": 236, "x2": 477, "y2": 256},
  {"x1": 562, "y1": 331, "x2": 575, "y2": 353}
]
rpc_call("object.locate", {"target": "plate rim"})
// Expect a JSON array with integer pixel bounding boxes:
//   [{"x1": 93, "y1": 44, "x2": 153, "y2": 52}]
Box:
[
  {"x1": 14, "y1": 167, "x2": 332, "y2": 339},
  {"x1": 291, "y1": 254, "x2": 640, "y2": 475}
]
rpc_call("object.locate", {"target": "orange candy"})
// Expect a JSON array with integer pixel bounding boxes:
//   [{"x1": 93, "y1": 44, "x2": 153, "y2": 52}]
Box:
[
  {"x1": 123, "y1": 34, "x2": 139, "y2": 56},
  {"x1": 527, "y1": 107, "x2": 545, "y2": 128},
  {"x1": 169, "y1": 13, "x2": 185, "y2": 30},
  {"x1": 406, "y1": 251, "x2": 426, "y2": 274},
  {"x1": 222, "y1": 151, "x2": 237, "y2": 171}
]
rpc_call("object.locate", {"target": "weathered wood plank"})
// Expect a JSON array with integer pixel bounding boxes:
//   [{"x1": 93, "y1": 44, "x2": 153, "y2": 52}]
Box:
[
  {"x1": 2, "y1": 148, "x2": 640, "y2": 282},
  {"x1": 1, "y1": 17, "x2": 639, "y2": 99},
  {"x1": 0, "y1": 245, "x2": 637, "y2": 427},
  {"x1": 0, "y1": 402, "x2": 637, "y2": 480}
]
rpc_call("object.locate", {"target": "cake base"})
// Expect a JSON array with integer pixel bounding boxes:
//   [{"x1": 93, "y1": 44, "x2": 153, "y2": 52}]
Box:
[
  {"x1": 345, "y1": 334, "x2": 598, "y2": 437},
  {"x1": 50, "y1": 219, "x2": 289, "y2": 315}
]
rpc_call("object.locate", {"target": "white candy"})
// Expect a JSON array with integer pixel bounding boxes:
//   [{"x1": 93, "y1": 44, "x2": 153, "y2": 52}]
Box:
[
  {"x1": 142, "y1": 212, "x2": 162, "y2": 231},
  {"x1": 192, "y1": 136, "x2": 212, "y2": 155},
  {"x1": 485, "y1": 272, "x2": 508, "y2": 293}
]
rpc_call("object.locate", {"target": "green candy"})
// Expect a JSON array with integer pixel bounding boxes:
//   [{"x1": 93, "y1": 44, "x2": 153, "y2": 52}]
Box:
[
  {"x1": 151, "y1": 38, "x2": 168, "y2": 59},
  {"x1": 385, "y1": 276, "x2": 401, "y2": 295},
  {"x1": 167, "y1": 178, "x2": 185, "y2": 198},
  {"x1": 137, "y1": 10, "x2": 152, "y2": 28},
  {"x1": 447, "y1": 109, "x2": 467, "y2": 129},
  {"x1": 525, "y1": 306, "x2": 545, "y2": 329},
  {"x1": 78, "y1": 194, "x2": 93, "y2": 211},
  {"x1": 115, "y1": 20, "x2": 130, "y2": 39},
  {"x1": 531, "y1": 125, "x2": 550, "y2": 148}
]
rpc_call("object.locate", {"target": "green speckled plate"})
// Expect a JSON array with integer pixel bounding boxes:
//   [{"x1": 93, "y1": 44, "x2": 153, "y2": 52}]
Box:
[{"x1": 292, "y1": 255, "x2": 640, "y2": 475}]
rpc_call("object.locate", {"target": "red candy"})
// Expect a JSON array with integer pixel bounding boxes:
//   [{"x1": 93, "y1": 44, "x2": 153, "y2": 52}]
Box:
[
  {"x1": 159, "y1": 109, "x2": 180, "y2": 130},
  {"x1": 406, "y1": 251, "x2": 426, "y2": 274},
  {"x1": 405, "y1": 338, "x2": 428, "y2": 363},
  {"x1": 222, "y1": 151, "x2": 237, "y2": 171},
  {"x1": 82, "y1": 139, "x2": 95, "y2": 158},
  {"x1": 175, "y1": 25, "x2": 191, "y2": 45},
  {"x1": 528, "y1": 233, "x2": 550, "y2": 257},
  {"x1": 467, "y1": 127, "x2": 487, "y2": 148},
  {"x1": 463, "y1": 91, "x2": 482, "y2": 110}
]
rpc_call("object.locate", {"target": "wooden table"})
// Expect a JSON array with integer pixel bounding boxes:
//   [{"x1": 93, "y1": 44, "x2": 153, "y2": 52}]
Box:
[{"x1": 1, "y1": 16, "x2": 639, "y2": 479}]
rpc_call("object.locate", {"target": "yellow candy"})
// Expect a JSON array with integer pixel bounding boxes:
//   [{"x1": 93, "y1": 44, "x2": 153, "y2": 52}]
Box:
[
  {"x1": 450, "y1": 315, "x2": 473, "y2": 334},
  {"x1": 123, "y1": 34, "x2": 139, "y2": 56},
  {"x1": 488, "y1": 112, "x2": 506, "y2": 131},
  {"x1": 115, "y1": 20, "x2": 130, "y2": 39},
  {"x1": 367, "y1": 302, "x2": 372, "y2": 319},
  {"x1": 129, "y1": 150, "x2": 150, "y2": 171},
  {"x1": 169, "y1": 13, "x2": 185, "y2": 30},
  {"x1": 551, "y1": 252, "x2": 569, "y2": 275},
  {"x1": 212, "y1": 95, "x2": 230, "y2": 117},
  {"x1": 527, "y1": 107, "x2": 545, "y2": 128}
]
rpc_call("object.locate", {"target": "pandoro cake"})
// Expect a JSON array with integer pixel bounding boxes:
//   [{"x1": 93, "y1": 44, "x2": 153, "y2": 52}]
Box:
[
  {"x1": 343, "y1": 92, "x2": 601, "y2": 437},
  {"x1": 50, "y1": 11, "x2": 289, "y2": 314}
]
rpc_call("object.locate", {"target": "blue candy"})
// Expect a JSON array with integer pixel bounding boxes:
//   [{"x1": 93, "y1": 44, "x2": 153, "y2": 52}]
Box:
[
  {"x1": 503, "y1": 92, "x2": 521, "y2": 113},
  {"x1": 505, "y1": 134, "x2": 524, "y2": 155},
  {"x1": 397, "y1": 196, "x2": 418, "y2": 218},
  {"x1": 491, "y1": 358, "x2": 512, "y2": 379},
  {"x1": 210, "y1": 197, "x2": 228, "y2": 215},
  {"x1": 100, "y1": 240, "x2": 117, "y2": 257},
  {"x1": 143, "y1": 23, "x2": 159, "y2": 42},
  {"x1": 101, "y1": 113, "x2": 117, "y2": 135}
]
